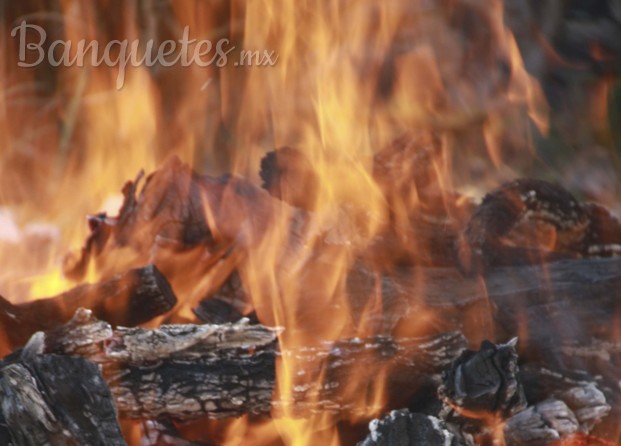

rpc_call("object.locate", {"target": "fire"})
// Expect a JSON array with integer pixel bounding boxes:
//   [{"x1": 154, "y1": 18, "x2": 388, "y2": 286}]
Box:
[{"x1": 4, "y1": 0, "x2": 609, "y2": 445}]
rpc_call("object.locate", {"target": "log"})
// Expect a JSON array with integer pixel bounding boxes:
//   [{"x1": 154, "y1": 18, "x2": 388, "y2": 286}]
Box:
[
  {"x1": 0, "y1": 264, "x2": 177, "y2": 349},
  {"x1": 40, "y1": 309, "x2": 466, "y2": 420},
  {"x1": 438, "y1": 338, "x2": 526, "y2": 423},
  {"x1": 503, "y1": 400, "x2": 579, "y2": 446},
  {"x1": 434, "y1": 339, "x2": 610, "y2": 445},
  {"x1": 278, "y1": 331, "x2": 467, "y2": 417},
  {"x1": 347, "y1": 257, "x2": 621, "y2": 362},
  {"x1": 357, "y1": 409, "x2": 472, "y2": 446},
  {"x1": 0, "y1": 334, "x2": 125, "y2": 446},
  {"x1": 348, "y1": 260, "x2": 621, "y2": 441}
]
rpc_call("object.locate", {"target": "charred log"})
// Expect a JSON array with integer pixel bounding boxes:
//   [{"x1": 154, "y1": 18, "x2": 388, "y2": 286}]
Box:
[
  {"x1": 0, "y1": 264, "x2": 176, "y2": 349},
  {"x1": 438, "y1": 339, "x2": 527, "y2": 423},
  {"x1": 456, "y1": 179, "x2": 621, "y2": 274},
  {"x1": 503, "y1": 399, "x2": 579, "y2": 446},
  {"x1": 41, "y1": 310, "x2": 465, "y2": 420},
  {"x1": 435, "y1": 339, "x2": 610, "y2": 444},
  {"x1": 345, "y1": 256, "x2": 621, "y2": 366},
  {"x1": 279, "y1": 332, "x2": 468, "y2": 416},
  {"x1": 260, "y1": 146, "x2": 320, "y2": 211},
  {"x1": 357, "y1": 409, "x2": 472, "y2": 446},
  {"x1": 0, "y1": 334, "x2": 125, "y2": 446},
  {"x1": 519, "y1": 365, "x2": 611, "y2": 433}
]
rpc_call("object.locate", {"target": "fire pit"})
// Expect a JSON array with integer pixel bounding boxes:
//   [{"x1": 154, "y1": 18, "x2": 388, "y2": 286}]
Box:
[{"x1": 1, "y1": 1, "x2": 621, "y2": 445}]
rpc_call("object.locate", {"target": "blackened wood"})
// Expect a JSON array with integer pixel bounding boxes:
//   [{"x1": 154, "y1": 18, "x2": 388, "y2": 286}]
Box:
[
  {"x1": 454, "y1": 179, "x2": 620, "y2": 275},
  {"x1": 357, "y1": 409, "x2": 472, "y2": 446},
  {"x1": 260, "y1": 146, "x2": 320, "y2": 211},
  {"x1": 0, "y1": 264, "x2": 176, "y2": 349},
  {"x1": 103, "y1": 324, "x2": 277, "y2": 419},
  {"x1": 141, "y1": 420, "x2": 212, "y2": 446},
  {"x1": 45, "y1": 311, "x2": 465, "y2": 420},
  {"x1": 194, "y1": 271, "x2": 249, "y2": 324},
  {"x1": 347, "y1": 257, "x2": 621, "y2": 363},
  {"x1": 0, "y1": 336, "x2": 125, "y2": 446},
  {"x1": 519, "y1": 365, "x2": 611, "y2": 432},
  {"x1": 50, "y1": 315, "x2": 280, "y2": 420},
  {"x1": 438, "y1": 339, "x2": 526, "y2": 421},
  {"x1": 280, "y1": 332, "x2": 467, "y2": 417},
  {"x1": 503, "y1": 399, "x2": 579, "y2": 446}
]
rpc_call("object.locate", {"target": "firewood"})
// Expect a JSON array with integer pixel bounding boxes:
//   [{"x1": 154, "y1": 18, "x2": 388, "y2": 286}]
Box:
[
  {"x1": 503, "y1": 399, "x2": 579, "y2": 446},
  {"x1": 39, "y1": 309, "x2": 466, "y2": 421},
  {"x1": 278, "y1": 332, "x2": 468, "y2": 417},
  {"x1": 455, "y1": 179, "x2": 621, "y2": 274},
  {"x1": 141, "y1": 419, "x2": 208, "y2": 446},
  {"x1": 357, "y1": 409, "x2": 472, "y2": 446},
  {"x1": 519, "y1": 365, "x2": 611, "y2": 433},
  {"x1": 438, "y1": 338, "x2": 527, "y2": 423},
  {"x1": 260, "y1": 146, "x2": 320, "y2": 211},
  {"x1": 0, "y1": 334, "x2": 125, "y2": 446},
  {"x1": 435, "y1": 339, "x2": 610, "y2": 444},
  {"x1": 346, "y1": 257, "x2": 621, "y2": 362},
  {"x1": 0, "y1": 264, "x2": 176, "y2": 349}
]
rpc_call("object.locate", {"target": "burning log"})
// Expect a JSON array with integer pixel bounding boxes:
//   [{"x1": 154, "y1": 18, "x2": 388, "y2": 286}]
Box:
[
  {"x1": 278, "y1": 332, "x2": 467, "y2": 416},
  {"x1": 456, "y1": 179, "x2": 621, "y2": 275},
  {"x1": 36, "y1": 309, "x2": 466, "y2": 421},
  {"x1": 48, "y1": 311, "x2": 280, "y2": 420},
  {"x1": 346, "y1": 256, "x2": 621, "y2": 363},
  {"x1": 519, "y1": 365, "x2": 611, "y2": 433},
  {"x1": 356, "y1": 339, "x2": 611, "y2": 446},
  {"x1": 438, "y1": 338, "x2": 527, "y2": 424},
  {"x1": 0, "y1": 264, "x2": 177, "y2": 349},
  {"x1": 0, "y1": 334, "x2": 125, "y2": 446},
  {"x1": 434, "y1": 339, "x2": 610, "y2": 445},
  {"x1": 357, "y1": 409, "x2": 472, "y2": 446},
  {"x1": 503, "y1": 399, "x2": 580, "y2": 446}
]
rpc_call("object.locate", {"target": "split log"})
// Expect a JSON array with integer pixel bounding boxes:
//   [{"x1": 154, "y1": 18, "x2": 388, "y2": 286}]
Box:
[
  {"x1": 0, "y1": 264, "x2": 176, "y2": 349},
  {"x1": 0, "y1": 334, "x2": 125, "y2": 446}
]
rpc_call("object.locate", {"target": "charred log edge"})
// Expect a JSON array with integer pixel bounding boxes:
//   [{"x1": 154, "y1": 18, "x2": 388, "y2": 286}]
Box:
[
  {"x1": 519, "y1": 364, "x2": 611, "y2": 433},
  {"x1": 435, "y1": 338, "x2": 610, "y2": 442},
  {"x1": 438, "y1": 338, "x2": 527, "y2": 420},
  {"x1": 455, "y1": 178, "x2": 583, "y2": 274},
  {"x1": 375, "y1": 255, "x2": 621, "y2": 353},
  {"x1": 455, "y1": 178, "x2": 621, "y2": 274},
  {"x1": 259, "y1": 146, "x2": 320, "y2": 210},
  {"x1": 0, "y1": 264, "x2": 177, "y2": 349},
  {"x1": 276, "y1": 332, "x2": 468, "y2": 417},
  {"x1": 141, "y1": 419, "x2": 209, "y2": 446},
  {"x1": 193, "y1": 297, "x2": 246, "y2": 324},
  {"x1": 0, "y1": 335, "x2": 125, "y2": 446},
  {"x1": 357, "y1": 409, "x2": 472, "y2": 446},
  {"x1": 503, "y1": 399, "x2": 579, "y2": 446}
]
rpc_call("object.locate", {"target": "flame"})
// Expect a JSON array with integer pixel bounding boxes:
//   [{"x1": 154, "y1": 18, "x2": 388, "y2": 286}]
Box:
[{"x1": 0, "y1": 0, "x2": 568, "y2": 445}]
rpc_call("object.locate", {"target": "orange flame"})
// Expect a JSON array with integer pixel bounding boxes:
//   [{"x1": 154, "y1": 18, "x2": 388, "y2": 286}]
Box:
[{"x1": 0, "y1": 0, "x2": 560, "y2": 444}]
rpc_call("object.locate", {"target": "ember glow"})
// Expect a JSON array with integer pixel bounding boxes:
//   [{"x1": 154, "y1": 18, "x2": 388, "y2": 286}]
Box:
[{"x1": 1, "y1": 1, "x2": 620, "y2": 445}]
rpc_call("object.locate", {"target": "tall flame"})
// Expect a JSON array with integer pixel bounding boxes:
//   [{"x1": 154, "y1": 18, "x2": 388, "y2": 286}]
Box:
[{"x1": 0, "y1": 0, "x2": 554, "y2": 444}]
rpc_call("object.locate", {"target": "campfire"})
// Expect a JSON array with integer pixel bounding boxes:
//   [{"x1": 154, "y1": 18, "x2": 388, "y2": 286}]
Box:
[{"x1": 1, "y1": 1, "x2": 621, "y2": 445}]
